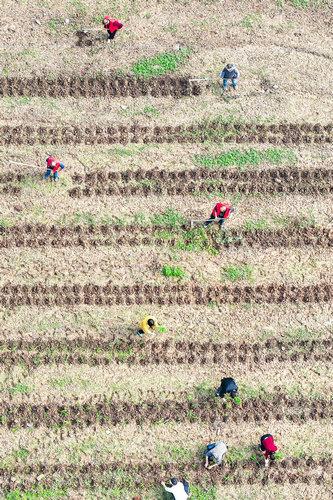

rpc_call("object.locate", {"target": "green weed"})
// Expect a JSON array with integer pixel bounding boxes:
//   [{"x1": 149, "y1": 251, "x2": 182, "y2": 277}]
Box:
[
  {"x1": 132, "y1": 49, "x2": 190, "y2": 77},
  {"x1": 162, "y1": 265, "x2": 186, "y2": 278},
  {"x1": 241, "y1": 13, "x2": 262, "y2": 29},
  {"x1": 177, "y1": 227, "x2": 218, "y2": 255},
  {"x1": 158, "y1": 325, "x2": 167, "y2": 333},
  {"x1": 48, "y1": 19, "x2": 59, "y2": 31},
  {"x1": 143, "y1": 105, "x2": 160, "y2": 117},
  {"x1": 113, "y1": 348, "x2": 134, "y2": 362},
  {"x1": 70, "y1": 0, "x2": 87, "y2": 16},
  {"x1": 151, "y1": 209, "x2": 186, "y2": 227},
  {"x1": 194, "y1": 148, "x2": 296, "y2": 169},
  {"x1": 243, "y1": 218, "x2": 270, "y2": 231},
  {"x1": 9, "y1": 383, "x2": 31, "y2": 395},
  {"x1": 221, "y1": 264, "x2": 254, "y2": 283},
  {"x1": 13, "y1": 448, "x2": 29, "y2": 461},
  {"x1": 0, "y1": 218, "x2": 13, "y2": 228},
  {"x1": 285, "y1": 326, "x2": 318, "y2": 341}
]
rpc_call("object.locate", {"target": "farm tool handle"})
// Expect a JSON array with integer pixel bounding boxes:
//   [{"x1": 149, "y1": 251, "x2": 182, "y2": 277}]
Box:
[{"x1": 8, "y1": 161, "x2": 37, "y2": 167}]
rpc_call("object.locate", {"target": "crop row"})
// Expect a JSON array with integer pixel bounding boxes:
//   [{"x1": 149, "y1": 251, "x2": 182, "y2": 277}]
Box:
[
  {"x1": 0, "y1": 283, "x2": 331, "y2": 307},
  {"x1": 0, "y1": 124, "x2": 332, "y2": 145},
  {"x1": 69, "y1": 168, "x2": 333, "y2": 197},
  {"x1": 0, "y1": 395, "x2": 331, "y2": 429},
  {"x1": 0, "y1": 226, "x2": 330, "y2": 250},
  {"x1": 0, "y1": 458, "x2": 331, "y2": 491},
  {"x1": 0, "y1": 338, "x2": 330, "y2": 367},
  {"x1": 0, "y1": 76, "x2": 202, "y2": 98},
  {"x1": 75, "y1": 167, "x2": 333, "y2": 184}
]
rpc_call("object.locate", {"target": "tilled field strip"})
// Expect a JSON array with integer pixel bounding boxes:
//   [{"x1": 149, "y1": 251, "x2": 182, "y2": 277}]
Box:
[
  {"x1": 0, "y1": 76, "x2": 202, "y2": 98},
  {"x1": 0, "y1": 421, "x2": 330, "y2": 462},
  {"x1": 0, "y1": 225, "x2": 331, "y2": 249},
  {"x1": 1, "y1": 246, "x2": 330, "y2": 287},
  {"x1": 1, "y1": 302, "x2": 330, "y2": 343},
  {"x1": 1, "y1": 123, "x2": 332, "y2": 145},
  {"x1": 0, "y1": 337, "x2": 331, "y2": 368},
  {"x1": 69, "y1": 167, "x2": 333, "y2": 197},
  {"x1": 0, "y1": 458, "x2": 331, "y2": 491},
  {"x1": 0, "y1": 282, "x2": 331, "y2": 307},
  {"x1": 3, "y1": 362, "x2": 331, "y2": 403}
]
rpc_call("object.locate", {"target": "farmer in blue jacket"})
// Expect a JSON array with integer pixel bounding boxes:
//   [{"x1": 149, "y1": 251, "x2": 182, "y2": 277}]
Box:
[{"x1": 220, "y1": 63, "x2": 240, "y2": 92}]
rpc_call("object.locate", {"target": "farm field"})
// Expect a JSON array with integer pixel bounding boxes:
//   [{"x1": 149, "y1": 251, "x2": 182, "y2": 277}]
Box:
[{"x1": 0, "y1": 0, "x2": 333, "y2": 499}]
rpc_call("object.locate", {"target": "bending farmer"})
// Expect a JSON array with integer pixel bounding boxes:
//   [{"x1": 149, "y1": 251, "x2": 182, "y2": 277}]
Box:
[
  {"x1": 136, "y1": 315, "x2": 159, "y2": 337},
  {"x1": 260, "y1": 434, "x2": 278, "y2": 467},
  {"x1": 204, "y1": 440, "x2": 228, "y2": 469},
  {"x1": 103, "y1": 15, "x2": 123, "y2": 42},
  {"x1": 216, "y1": 377, "x2": 238, "y2": 399},
  {"x1": 44, "y1": 155, "x2": 65, "y2": 182},
  {"x1": 161, "y1": 478, "x2": 190, "y2": 500},
  {"x1": 220, "y1": 64, "x2": 240, "y2": 91},
  {"x1": 204, "y1": 201, "x2": 235, "y2": 230}
]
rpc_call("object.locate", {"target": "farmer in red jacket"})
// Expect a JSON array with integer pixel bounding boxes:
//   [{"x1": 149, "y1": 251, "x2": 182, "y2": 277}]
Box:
[
  {"x1": 44, "y1": 155, "x2": 65, "y2": 182},
  {"x1": 204, "y1": 202, "x2": 235, "y2": 230},
  {"x1": 260, "y1": 434, "x2": 278, "y2": 467},
  {"x1": 103, "y1": 16, "x2": 123, "y2": 43}
]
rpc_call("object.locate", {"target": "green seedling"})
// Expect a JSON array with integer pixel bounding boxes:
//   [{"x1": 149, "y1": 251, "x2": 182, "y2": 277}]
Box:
[
  {"x1": 221, "y1": 264, "x2": 254, "y2": 283},
  {"x1": 162, "y1": 265, "x2": 186, "y2": 278},
  {"x1": 158, "y1": 326, "x2": 167, "y2": 333}
]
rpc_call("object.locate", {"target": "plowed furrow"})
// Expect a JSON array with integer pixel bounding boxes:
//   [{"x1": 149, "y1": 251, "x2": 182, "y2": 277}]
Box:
[
  {"x1": 0, "y1": 282, "x2": 331, "y2": 307},
  {"x1": 0, "y1": 396, "x2": 331, "y2": 429},
  {"x1": 0, "y1": 337, "x2": 330, "y2": 367},
  {"x1": 0, "y1": 226, "x2": 331, "y2": 249},
  {"x1": 0, "y1": 124, "x2": 332, "y2": 145},
  {"x1": 0, "y1": 459, "x2": 330, "y2": 490},
  {"x1": 0, "y1": 76, "x2": 202, "y2": 98}
]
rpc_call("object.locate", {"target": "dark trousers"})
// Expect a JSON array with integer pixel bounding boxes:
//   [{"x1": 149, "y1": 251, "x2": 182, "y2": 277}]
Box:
[
  {"x1": 204, "y1": 213, "x2": 225, "y2": 227},
  {"x1": 107, "y1": 30, "x2": 117, "y2": 40}
]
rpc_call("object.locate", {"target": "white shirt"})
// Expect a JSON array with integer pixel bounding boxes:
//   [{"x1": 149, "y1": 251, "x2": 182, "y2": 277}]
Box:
[{"x1": 164, "y1": 482, "x2": 189, "y2": 500}]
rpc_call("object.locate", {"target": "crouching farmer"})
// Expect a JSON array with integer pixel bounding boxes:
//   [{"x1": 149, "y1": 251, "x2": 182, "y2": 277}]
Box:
[
  {"x1": 161, "y1": 478, "x2": 190, "y2": 499},
  {"x1": 136, "y1": 315, "x2": 159, "y2": 337},
  {"x1": 216, "y1": 377, "x2": 238, "y2": 399},
  {"x1": 220, "y1": 63, "x2": 240, "y2": 92},
  {"x1": 44, "y1": 155, "x2": 65, "y2": 182},
  {"x1": 204, "y1": 440, "x2": 228, "y2": 469},
  {"x1": 260, "y1": 434, "x2": 278, "y2": 467}
]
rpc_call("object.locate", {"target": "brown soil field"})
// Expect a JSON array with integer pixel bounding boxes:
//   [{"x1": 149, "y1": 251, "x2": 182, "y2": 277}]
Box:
[{"x1": 1, "y1": 0, "x2": 333, "y2": 498}]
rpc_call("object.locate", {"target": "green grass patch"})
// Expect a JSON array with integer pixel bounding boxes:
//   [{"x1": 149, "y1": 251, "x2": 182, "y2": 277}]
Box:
[
  {"x1": 151, "y1": 209, "x2": 186, "y2": 228},
  {"x1": 13, "y1": 448, "x2": 29, "y2": 461},
  {"x1": 221, "y1": 264, "x2": 254, "y2": 283},
  {"x1": 277, "y1": 0, "x2": 330, "y2": 7},
  {"x1": 194, "y1": 148, "x2": 297, "y2": 169},
  {"x1": 5, "y1": 486, "x2": 67, "y2": 500},
  {"x1": 143, "y1": 105, "x2": 160, "y2": 117},
  {"x1": 8, "y1": 383, "x2": 31, "y2": 395},
  {"x1": 162, "y1": 265, "x2": 186, "y2": 278},
  {"x1": 132, "y1": 49, "x2": 190, "y2": 77},
  {"x1": 190, "y1": 485, "x2": 218, "y2": 500}
]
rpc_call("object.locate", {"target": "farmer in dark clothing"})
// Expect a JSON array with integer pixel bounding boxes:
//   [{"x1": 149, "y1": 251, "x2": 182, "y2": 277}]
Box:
[
  {"x1": 220, "y1": 63, "x2": 240, "y2": 91},
  {"x1": 216, "y1": 377, "x2": 238, "y2": 399},
  {"x1": 260, "y1": 434, "x2": 278, "y2": 467}
]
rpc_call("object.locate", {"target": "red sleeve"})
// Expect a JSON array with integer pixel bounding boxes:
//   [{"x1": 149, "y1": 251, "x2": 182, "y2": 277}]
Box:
[
  {"x1": 52, "y1": 163, "x2": 60, "y2": 173},
  {"x1": 212, "y1": 204, "x2": 218, "y2": 217}
]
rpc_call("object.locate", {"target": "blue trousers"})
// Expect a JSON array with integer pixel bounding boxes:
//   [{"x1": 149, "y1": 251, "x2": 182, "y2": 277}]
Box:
[
  {"x1": 44, "y1": 164, "x2": 64, "y2": 181},
  {"x1": 223, "y1": 78, "x2": 238, "y2": 90}
]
